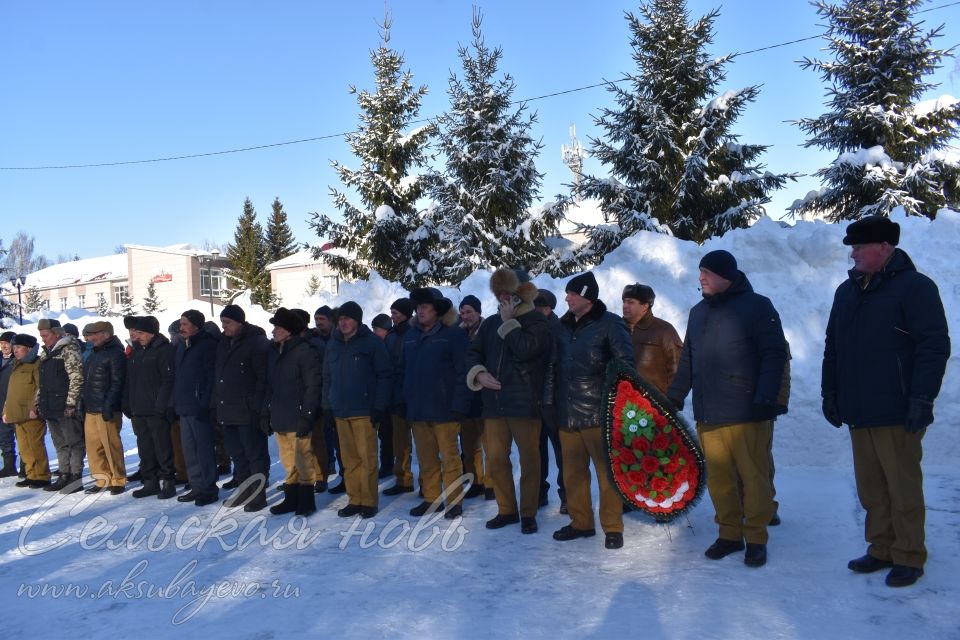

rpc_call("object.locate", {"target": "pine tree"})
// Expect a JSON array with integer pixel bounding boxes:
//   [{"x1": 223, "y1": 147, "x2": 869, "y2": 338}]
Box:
[
  {"x1": 428, "y1": 9, "x2": 567, "y2": 284},
  {"x1": 305, "y1": 274, "x2": 321, "y2": 297},
  {"x1": 792, "y1": 0, "x2": 960, "y2": 221},
  {"x1": 265, "y1": 197, "x2": 299, "y2": 264},
  {"x1": 573, "y1": 0, "x2": 793, "y2": 256},
  {"x1": 95, "y1": 294, "x2": 111, "y2": 317},
  {"x1": 118, "y1": 290, "x2": 136, "y2": 317},
  {"x1": 226, "y1": 198, "x2": 272, "y2": 307},
  {"x1": 24, "y1": 286, "x2": 44, "y2": 313},
  {"x1": 308, "y1": 14, "x2": 436, "y2": 288},
  {"x1": 142, "y1": 281, "x2": 165, "y2": 314}
]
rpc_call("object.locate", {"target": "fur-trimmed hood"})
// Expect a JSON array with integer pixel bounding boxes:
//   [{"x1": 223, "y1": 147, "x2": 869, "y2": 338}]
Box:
[{"x1": 489, "y1": 268, "x2": 538, "y2": 305}]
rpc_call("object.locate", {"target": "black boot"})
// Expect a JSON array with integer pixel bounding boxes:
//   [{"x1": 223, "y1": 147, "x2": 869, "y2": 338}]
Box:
[
  {"x1": 60, "y1": 473, "x2": 84, "y2": 494},
  {"x1": 44, "y1": 473, "x2": 69, "y2": 492},
  {"x1": 244, "y1": 488, "x2": 268, "y2": 513},
  {"x1": 270, "y1": 485, "x2": 298, "y2": 515},
  {"x1": 158, "y1": 479, "x2": 176, "y2": 500},
  {"x1": 132, "y1": 480, "x2": 160, "y2": 498},
  {"x1": 0, "y1": 453, "x2": 16, "y2": 478},
  {"x1": 295, "y1": 484, "x2": 316, "y2": 516}
]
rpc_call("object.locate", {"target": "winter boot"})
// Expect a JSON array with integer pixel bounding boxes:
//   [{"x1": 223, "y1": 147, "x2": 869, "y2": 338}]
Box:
[
  {"x1": 295, "y1": 484, "x2": 317, "y2": 517},
  {"x1": 270, "y1": 485, "x2": 298, "y2": 515},
  {"x1": 18, "y1": 460, "x2": 26, "y2": 479},
  {"x1": 158, "y1": 479, "x2": 176, "y2": 500},
  {"x1": 0, "y1": 453, "x2": 16, "y2": 478},
  {"x1": 223, "y1": 482, "x2": 254, "y2": 508},
  {"x1": 60, "y1": 473, "x2": 84, "y2": 494},
  {"x1": 132, "y1": 480, "x2": 160, "y2": 499},
  {"x1": 243, "y1": 488, "x2": 268, "y2": 513},
  {"x1": 44, "y1": 473, "x2": 69, "y2": 492}
]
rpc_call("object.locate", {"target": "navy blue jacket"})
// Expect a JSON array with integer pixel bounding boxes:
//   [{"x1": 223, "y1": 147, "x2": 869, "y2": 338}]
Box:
[
  {"x1": 323, "y1": 324, "x2": 392, "y2": 419},
  {"x1": 822, "y1": 249, "x2": 950, "y2": 428},
  {"x1": 385, "y1": 319, "x2": 411, "y2": 413},
  {"x1": 549, "y1": 300, "x2": 634, "y2": 430},
  {"x1": 466, "y1": 307, "x2": 552, "y2": 420},
  {"x1": 82, "y1": 335, "x2": 126, "y2": 417},
  {"x1": 401, "y1": 316, "x2": 471, "y2": 422},
  {"x1": 173, "y1": 329, "x2": 217, "y2": 418},
  {"x1": 265, "y1": 336, "x2": 323, "y2": 433},
  {"x1": 667, "y1": 272, "x2": 788, "y2": 425}
]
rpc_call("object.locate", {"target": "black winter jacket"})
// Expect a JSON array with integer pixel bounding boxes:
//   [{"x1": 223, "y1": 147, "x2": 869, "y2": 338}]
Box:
[
  {"x1": 0, "y1": 354, "x2": 14, "y2": 418},
  {"x1": 667, "y1": 272, "x2": 788, "y2": 425},
  {"x1": 466, "y1": 306, "x2": 552, "y2": 420},
  {"x1": 212, "y1": 323, "x2": 269, "y2": 425},
  {"x1": 323, "y1": 324, "x2": 392, "y2": 419},
  {"x1": 549, "y1": 300, "x2": 634, "y2": 430},
  {"x1": 385, "y1": 319, "x2": 411, "y2": 412},
  {"x1": 822, "y1": 249, "x2": 950, "y2": 428},
  {"x1": 125, "y1": 334, "x2": 175, "y2": 417},
  {"x1": 173, "y1": 329, "x2": 217, "y2": 418},
  {"x1": 265, "y1": 336, "x2": 323, "y2": 433},
  {"x1": 82, "y1": 335, "x2": 126, "y2": 417}
]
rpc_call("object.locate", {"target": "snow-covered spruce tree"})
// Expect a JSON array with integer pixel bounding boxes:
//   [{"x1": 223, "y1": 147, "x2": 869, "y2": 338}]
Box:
[
  {"x1": 95, "y1": 294, "x2": 111, "y2": 318},
  {"x1": 305, "y1": 274, "x2": 321, "y2": 297},
  {"x1": 226, "y1": 198, "x2": 272, "y2": 307},
  {"x1": 428, "y1": 9, "x2": 566, "y2": 284},
  {"x1": 142, "y1": 281, "x2": 164, "y2": 314},
  {"x1": 575, "y1": 0, "x2": 792, "y2": 254},
  {"x1": 265, "y1": 197, "x2": 298, "y2": 264},
  {"x1": 792, "y1": 0, "x2": 960, "y2": 221},
  {"x1": 118, "y1": 291, "x2": 136, "y2": 317},
  {"x1": 24, "y1": 286, "x2": 45, "y2": 313},
  {"x1": 308, "y1": 16, "x2": 437, "y2": 288}
]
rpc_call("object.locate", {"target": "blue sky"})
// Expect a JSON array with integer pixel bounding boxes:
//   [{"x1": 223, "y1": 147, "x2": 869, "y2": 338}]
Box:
[{"x1": 1, "y1": 0, "x2": 958, "y2": 261}]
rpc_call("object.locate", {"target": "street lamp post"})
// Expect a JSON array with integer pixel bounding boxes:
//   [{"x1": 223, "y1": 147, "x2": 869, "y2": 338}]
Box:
[
  {"x1": 202, "y1": 249, "x2": 220, "y2": 318},
  {"x1": 10, "y1": 276, "x2": 24, "y2": 326}
]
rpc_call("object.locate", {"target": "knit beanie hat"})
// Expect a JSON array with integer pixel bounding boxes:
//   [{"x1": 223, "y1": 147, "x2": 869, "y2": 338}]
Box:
[
  {"x1": 181, "y1": 309, "x2": 206, "y2": 330},
  {"x1": 338, "y1": 301, "x2": 363, "y2": 324},
  {"x1": 220, "y1": 304, "x2": 245, "y2": 323},
  {"x1": 0, "y1": 331, "x2": 16, "y2": 343},
  {"x1": 565, "y1": 272, "x2": 599, "y2": 302},
  {"x1": 459, "y1": 295, "x2": 481, "y2": 314},
  {"x1": 698, "y1": 250, "x2": 738, "y2": 282},
  {"x1": 371, "y1": 313, "x2": 393, "y2": 331},
  {"x1": 390, "y1": 298, "x2": 414, "y2": 320},
  {"x1": 534, "y1": 289, "x2": 557, "y2": 310}
]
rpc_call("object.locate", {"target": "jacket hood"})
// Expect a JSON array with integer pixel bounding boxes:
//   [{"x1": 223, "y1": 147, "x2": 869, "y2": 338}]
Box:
[
  {"x1": 848, "y1": 247, "x2": 917, "y2": 287},
  {"x1": 703, "y1": 272, "x2": 754, "y2": 306},
  {"x1": 16, "y1": 344, "x2": 40, "y2": 364},
  {"x1": 332, "y1": 322, "x2": 374, "y2": 343},
  {"x1": 41, "y1": 333, "x2": 78, "y2": 359},
  {"x1": 146, "y1": 333, "x2": 171, "y2": 349}
]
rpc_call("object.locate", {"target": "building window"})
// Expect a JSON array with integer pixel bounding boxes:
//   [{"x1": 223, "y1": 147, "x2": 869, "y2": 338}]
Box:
[
  {"x1": 113, "y1": 285, "x2": 128, "y2": 305},
  {"x1": 324, "y1": 275, "x2": 340, "y2": 295},
  {"x1": 60, "y1": 297, "x2": 68, "y2": 311},
  {"x1": 200, "y1": 268, "x2": 224, "y2": 298},
  {"x1": 42, "y1": 298, "x2": 50, "y2": 310},
  {"x1": 78, "y1": 294, "x2": 86, "y2": 308},
  {"x1": 96, "y1": 292, "x2": 106, "y2": 306}
]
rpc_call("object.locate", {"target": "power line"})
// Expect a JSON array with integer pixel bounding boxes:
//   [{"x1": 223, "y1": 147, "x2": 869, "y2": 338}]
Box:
[{"x1": 2, "y1": 2, "x2": 957, "y2": 171}]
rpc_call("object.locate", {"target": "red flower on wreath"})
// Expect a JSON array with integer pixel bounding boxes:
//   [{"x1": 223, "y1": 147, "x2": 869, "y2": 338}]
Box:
[
  {"x1": 626, "y1": 470, "x2": 645, "y2": 487},
  {"x1": 652, "y1": 434, "x2": 669, "y2": 451},
  {"x1": 635, "y1": 438, "x2": 650, "y2": 453},
  {"x1": 651, "y1": 477, "x2": 668, "y2": 492},
  {"x1": 640, "y1": 456, "x2": 660, "y2": 474},
  {"x1": 620, "y1": 448, "x2": 637, "y2": 465}
]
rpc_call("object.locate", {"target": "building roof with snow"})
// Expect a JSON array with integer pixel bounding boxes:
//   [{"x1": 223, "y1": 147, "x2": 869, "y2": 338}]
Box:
[{"x1": 1, "y1": 252, "x2": 128, "y2": 293}]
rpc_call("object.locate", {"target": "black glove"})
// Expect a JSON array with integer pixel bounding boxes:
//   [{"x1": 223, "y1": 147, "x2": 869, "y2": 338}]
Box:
[
  {"x1": 667, "y1": 396, "x2": 684, "y2": 412},
  {"x1": 905, "y1": 397, "x2": 934, "y2": 433},
  {"x1": 822, "y1": 394, "x2": 842, "y2": 428},
  {"x1": 165, "y1": 406, "x2": 177, "y2": 425},
  {"x1": 259, "y1": 414, "x2": 272, "y2": 436},
  {"x1": 296, "y1": 417, "x2": 313, "y2": 438}
]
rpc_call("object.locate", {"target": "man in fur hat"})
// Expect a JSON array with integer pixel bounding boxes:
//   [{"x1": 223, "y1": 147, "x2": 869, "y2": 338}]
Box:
[
  {"x1": 402, "y1": 288, "x2": 471, "y2": 519},
  {"x1": 549, "y1": 271, "x2": 634, "y2": 549},
  {"x1": 467, "y1": 269, "x2": 552, "y2": 534}
]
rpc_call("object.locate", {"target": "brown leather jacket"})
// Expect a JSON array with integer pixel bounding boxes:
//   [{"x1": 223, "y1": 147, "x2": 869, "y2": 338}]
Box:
[{"x1": 626, "y1": 311, "x2": 683, "y2": 395}]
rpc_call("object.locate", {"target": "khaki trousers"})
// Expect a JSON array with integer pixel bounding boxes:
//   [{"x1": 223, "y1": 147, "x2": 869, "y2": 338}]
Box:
[
  {"x1": 85, "y1": 413, "x2": 126, "y2": 488},
  {"x1": 851, "y1": 426, "x2": 926, "y2": 568},
  {"x1": 697, "y1": 421, "x2": 775, "y2": 544},
  {"x1": 560, "y1": 427, "x2": 623, "y2": 534},
  {"x1": 311, "y1": 415, "x2": 331, "y2": 481},
  {"x1": 412, "y1": 421, "x2": 463, "y2": 506},
  {"x1": 275, "y1": 432, "x2": 316, "y2": 485},
  {"x1": 336, "y1": 416, "x2": 379, "y2": 508},
  {"x1": 460, "y1": 417, "x2": 487, "y2": 487},
  {"x1": 15, "y1": 419, "x2": 50, "y2": 481},
  {"x1": 392, "y1": 413, "x2": 414, "y2": 486},
  {"x1": 485, "y1": 417, "x2": 541, "y2": 517},
  {"x1": 171, "y1": 419, "x2": 188, "y2": 482}
]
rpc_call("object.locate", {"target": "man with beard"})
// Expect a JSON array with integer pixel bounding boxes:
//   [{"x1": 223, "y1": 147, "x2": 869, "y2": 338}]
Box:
[
  {"x1": 126, "y1": 316, "x2": 177, "y2": 500},
  {"x1": 36, "y1": 319, "x2": 85, "y2": 493},
  {"x1": 81, "y1": 321, "x2": 127, "y2": 495}
]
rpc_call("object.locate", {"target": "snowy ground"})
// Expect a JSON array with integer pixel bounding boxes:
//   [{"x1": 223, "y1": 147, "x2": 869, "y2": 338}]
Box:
[{"x1": 2, "y1": 209, "x2": 959, "y2": 637}]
